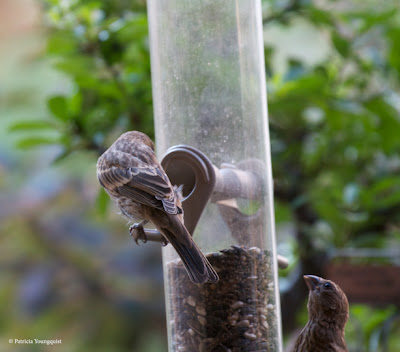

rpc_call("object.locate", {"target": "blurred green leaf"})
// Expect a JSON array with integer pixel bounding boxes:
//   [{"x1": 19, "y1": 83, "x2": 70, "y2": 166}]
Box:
[
  {"x1": 47, "y1": 32, "x2": 77, "y2": 54},
  {"x1": 70, "y1": 91, "x2": 83, "y2": 115},
  {"x1": 96, "y1": 188, "x2": 110, "y2": 216},
  {"x1": 365, "y1": 97, "x2": 400, "y2": 152},
  {"x1": 307, "y1": 6, "x2": 334, "y2": 27},
  {"x1": 332, "y1": 32, "x2": 350, "y2": 57},
  {"x1": 346, "y1": 8, "x2": 397, "y2": 34},
  {"x1": 388, "y1": 27, "x2": 400, "y2": 78},
  {"x1": 47, "y1": 96, "x2": 69, "y2": 121},
  {"x1": 53, "y1": 56, "x2": 96, "y2": 80},
  {"x1": 362, "y1": 176, "x2": 400, "y2": 210},
  {"x1": 9, "y1": 120, "x2": 56, "y2": 131},
  {"x1": 16, "y1": 137, "x2": 61, "y2": 149}
]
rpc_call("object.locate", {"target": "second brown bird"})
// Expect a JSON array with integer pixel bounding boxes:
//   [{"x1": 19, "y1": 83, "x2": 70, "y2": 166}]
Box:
[{"x1": 293, "y1": 275, "x2": 349, "y2": 352}]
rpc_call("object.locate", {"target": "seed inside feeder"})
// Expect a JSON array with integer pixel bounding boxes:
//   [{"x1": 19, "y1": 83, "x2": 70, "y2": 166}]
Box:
[{"x1": 165, "y1": 246, "x2": 279, "y2": 352}]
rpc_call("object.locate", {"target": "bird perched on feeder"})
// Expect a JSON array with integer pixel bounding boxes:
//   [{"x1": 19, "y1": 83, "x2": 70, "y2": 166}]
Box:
[
  {"x1": 96, "y1": 130, "x2": 219, "y2": 284},
  {"x1": 293, "y1": 275, "x2": 349, "y2": 352}
]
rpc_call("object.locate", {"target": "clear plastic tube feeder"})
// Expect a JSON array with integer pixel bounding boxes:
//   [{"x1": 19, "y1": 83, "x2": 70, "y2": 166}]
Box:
[{"x1": 147, "y1": 1, "x2": 282, "y2": 351}]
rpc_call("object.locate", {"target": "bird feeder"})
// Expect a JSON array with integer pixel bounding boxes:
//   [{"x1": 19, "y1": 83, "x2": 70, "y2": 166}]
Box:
[{"x1": 147, "y1": 1, "x2": 283, "y2": 351}]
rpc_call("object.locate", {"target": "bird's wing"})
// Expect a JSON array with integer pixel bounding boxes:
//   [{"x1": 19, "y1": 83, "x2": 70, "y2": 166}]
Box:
[
  {"x1": 98, "y1": 161, "x2": 179, "y2": 214},
  {"x1": 120, "y1": 165, "x2": 179, "y2": 214},
  {"x1": 97, "y1": 143, "x2": 182, "y2": 214}
]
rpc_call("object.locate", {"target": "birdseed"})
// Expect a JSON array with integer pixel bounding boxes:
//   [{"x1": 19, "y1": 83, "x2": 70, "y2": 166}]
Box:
[{"x1": 165, "y1": 246, "x2": 279, "y2": 352}]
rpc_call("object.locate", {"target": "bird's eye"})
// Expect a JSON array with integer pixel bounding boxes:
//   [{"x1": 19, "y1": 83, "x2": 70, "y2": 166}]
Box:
[{"x1": 324, "y1": 282, "x2": 332, "y2": 289}]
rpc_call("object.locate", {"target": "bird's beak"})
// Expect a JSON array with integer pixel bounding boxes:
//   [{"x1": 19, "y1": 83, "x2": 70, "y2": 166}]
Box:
[{"x1": 303, "y1": 275, "x2": 320, "y2": 291}]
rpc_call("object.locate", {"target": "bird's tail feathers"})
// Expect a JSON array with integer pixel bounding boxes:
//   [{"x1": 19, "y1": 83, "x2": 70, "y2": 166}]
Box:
[{"x1": 162, "y1": 219, "x2": 219, "y2": 284}]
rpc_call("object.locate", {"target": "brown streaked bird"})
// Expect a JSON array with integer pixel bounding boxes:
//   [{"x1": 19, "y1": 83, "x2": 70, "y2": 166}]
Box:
[
  {"x1": 96, "y1": 131, "x2": 219, "y2": 284},
  {"x1": 293, "y1": 275, "x2": 349, "y2": 352}
]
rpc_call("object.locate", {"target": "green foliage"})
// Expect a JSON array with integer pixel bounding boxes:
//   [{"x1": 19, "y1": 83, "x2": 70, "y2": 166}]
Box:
[
  {"x1": 11, "y1": 0, "x2": 153, "y2": 157},
  {"x1": 267, "y1": 0, "x2": 400, "y2": 250},
  {"x1": 5, "y1": 0, "x2": 400, "y2": 351},
  {"x1": 346, "y1": 305, "x2": 400, "y2": 351}
]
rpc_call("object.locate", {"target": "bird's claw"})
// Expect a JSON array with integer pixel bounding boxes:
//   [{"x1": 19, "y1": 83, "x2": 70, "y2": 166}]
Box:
[{"x1": 129, "y1": 223, "x2": 148, "y2": 245}]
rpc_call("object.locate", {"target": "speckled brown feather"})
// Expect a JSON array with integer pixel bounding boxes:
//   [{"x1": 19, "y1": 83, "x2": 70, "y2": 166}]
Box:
[
  {"x1": 96, "y1": 131, "x2": 219, "y2": 284},
  {"x1": 293, "y1": 275, "x2": 348, "y2": 352}
]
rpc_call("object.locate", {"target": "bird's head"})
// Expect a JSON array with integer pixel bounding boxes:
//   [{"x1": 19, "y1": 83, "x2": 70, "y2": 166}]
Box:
[
  {"x1": 304, "y1": 275, "x2": 349, "y2": 327},
  {"x1": 119, "y1": 131, "x2": 155, "y2": 151}
]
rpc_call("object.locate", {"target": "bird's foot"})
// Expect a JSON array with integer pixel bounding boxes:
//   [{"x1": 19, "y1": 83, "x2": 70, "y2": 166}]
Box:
[{"x1": 129, "y1": 222, "x2": 148, "y2": 245}]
